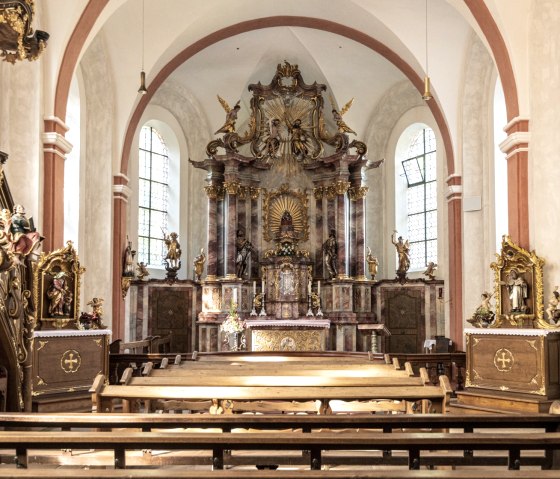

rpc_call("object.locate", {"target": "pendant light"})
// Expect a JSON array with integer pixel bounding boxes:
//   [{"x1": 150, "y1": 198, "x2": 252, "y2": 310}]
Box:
[
  {"x1": 422, "y1": 0, "x2": 433, "y2": 101},
  {"x1": 138, "y1": 0, "x2": 148, "y2": 95}
]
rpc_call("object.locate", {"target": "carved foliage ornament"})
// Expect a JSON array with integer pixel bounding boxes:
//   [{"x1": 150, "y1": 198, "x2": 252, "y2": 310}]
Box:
[{"x1": 0, "y1": 0, "x2": 49, "y2": 63}]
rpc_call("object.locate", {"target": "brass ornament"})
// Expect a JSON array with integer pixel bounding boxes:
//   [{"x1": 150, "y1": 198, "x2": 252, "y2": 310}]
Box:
[
  {"x1": 60, "y1": 349, "x2": 81, "y2": 373},
  {"x1": 493, "y1": 348, "x2": 514, "y2": 372}
]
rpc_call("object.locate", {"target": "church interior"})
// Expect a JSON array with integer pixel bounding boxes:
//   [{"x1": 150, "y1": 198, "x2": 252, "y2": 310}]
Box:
[{"x1": 2, "y1": 0, "x2": 560, "y2": 476}]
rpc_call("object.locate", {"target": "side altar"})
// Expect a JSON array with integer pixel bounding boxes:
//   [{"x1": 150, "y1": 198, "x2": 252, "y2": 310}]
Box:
[{"x1": 459, "y1": 236, "x2": 560, "y2": 412}]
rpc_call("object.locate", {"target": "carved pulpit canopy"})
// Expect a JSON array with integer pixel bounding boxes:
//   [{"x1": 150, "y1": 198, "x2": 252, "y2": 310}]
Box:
[
  {"x1": 0, "y1": 0, "x2": 49, "y2": 63},
  {"x1": 33, "y1": 241, "x2": 85, "y2": 330},
  {"x1": 205, "y1": 61, "x2": 367, "y2": 175},
  {"x1": 489, "y1": 235, "x2": 544, "y2": 328}
]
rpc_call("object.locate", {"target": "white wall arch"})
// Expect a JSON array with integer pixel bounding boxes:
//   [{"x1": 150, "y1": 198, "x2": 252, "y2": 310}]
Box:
[
  {"x1": 128, "y1": 104, "x2": 189, "y2": 281},
  {"x1": 384, "y1": 106, "x2": 449, "y2": 330}
]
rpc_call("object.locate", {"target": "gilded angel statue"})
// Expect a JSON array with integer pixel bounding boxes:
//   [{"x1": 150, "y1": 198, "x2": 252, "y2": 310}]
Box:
[
  {"x1": 330, "y1": 96, "x2": 356, "y2": 135},
  {"x1": 215, "y1": 95, "x2": 241, "y2": 135}
]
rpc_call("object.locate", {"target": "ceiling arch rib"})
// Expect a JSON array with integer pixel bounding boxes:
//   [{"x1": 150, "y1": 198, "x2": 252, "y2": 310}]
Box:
[{"x1": 120, "y1": 16, "x2": 455, "y2": 180}]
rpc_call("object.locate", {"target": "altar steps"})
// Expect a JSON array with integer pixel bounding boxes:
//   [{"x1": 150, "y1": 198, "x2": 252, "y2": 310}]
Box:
[{"x1": 453, "y1": 389, "x2": 554, "y2": 414}]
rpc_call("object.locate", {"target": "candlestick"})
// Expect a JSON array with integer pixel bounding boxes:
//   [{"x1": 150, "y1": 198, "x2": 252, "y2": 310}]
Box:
[
  {"x1": 261, "y1": 278, "x2": 265, "y2": 293},
  {"x1": 253, "y1": 280, "x2": 256, "y2": 296},
  {"x1": 233, "y1": 288, "x2": 237, "y2": 305},
  {"x1": 318, "y1": 280, "x2": 321, "y2": 296}
]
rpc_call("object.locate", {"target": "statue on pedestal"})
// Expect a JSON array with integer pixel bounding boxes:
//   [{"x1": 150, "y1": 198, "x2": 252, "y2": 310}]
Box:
[
  {"x1": 546, "y1": 287, "x2": 560, "y2": 325},
  {"x1": 163, "y1": 231, "x2": 181, "y2": 282},
  {"x1": 391, "y1": 230, "x2": 410, "y2": 282},
  {"x1": 236, "y1": 230, "x2": 254, "y2": 279},
  {"x1": 503, "y1": 269, "x2": 528, "y2": 313},
  {"x1": 193, "y1": 248, "x2": 206, "y2": 282},
  {"x1": 366, "y1": 246, "x2": 378, "y2": 280},
  {"x1": 323, "y1": 229, "x2": 338, "y2": 279}
]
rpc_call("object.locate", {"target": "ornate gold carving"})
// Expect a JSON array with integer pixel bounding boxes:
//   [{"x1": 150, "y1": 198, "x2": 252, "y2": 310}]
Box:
[
  {"x1": 223, "y1": 181, "x2": 241, "y2": 196},
  {"x1": 60, "y1": 349, "x2": 81, "y2": 373},
  {"x1": 348, "y1": 186, "x2": 369, "y2": 201},
  {"x1": 36, "y1": 340, "x2": 48, "y2": 351},
  {"x1": 490, "y1": 235, "x2": 545, "y2": 328},
  {"x1": 36, "y1": 375, "x2": 46, "y2": 386},
  {"x1": 32, "y1": 241, "x2": 85, "y2": 329},
  {"x1": 313, "y1": 187, "x2": 325, "y2": 200},
  {"x1": 262, "y1": 184, "x2": 309, "y2": 243},
  {"x1": 121, "y1": 277, "x2": 132, "y2": 299},
  {"x1": 334, "y1": 180, "x2": 351, "y2": 196},
  {"x1": 252, "y1": 329, "x2": 324, "y2": 351},
  {"x1": 94, "y1": 339, "x2": 103, "y2": 348},
  {"x1": 204, "y1": 184, "x2": 224, "y2": 199},
  {"x1": 249, "y1": 187, "x2": 261, "y2": 200},
  {"x1": 493, "y1": 348, "x2": 514, "y2": 372}
]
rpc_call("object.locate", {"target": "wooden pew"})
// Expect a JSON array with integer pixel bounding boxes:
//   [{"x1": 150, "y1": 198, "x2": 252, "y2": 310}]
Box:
[
  {"x1": 91, "y1": 373, "x2": 451, "y2": 415},
  {"x1": 2, "y1": 429, "x2": 560, "y2": 470}
]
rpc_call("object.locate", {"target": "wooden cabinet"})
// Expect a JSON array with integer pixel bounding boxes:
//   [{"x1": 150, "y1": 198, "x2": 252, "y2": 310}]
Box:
[{"x1": 32, "y1": 329, "x2": 110, "y2": 411}]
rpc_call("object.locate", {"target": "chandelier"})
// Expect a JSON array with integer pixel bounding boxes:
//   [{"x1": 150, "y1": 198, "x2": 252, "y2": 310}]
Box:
[{"x1": 0, "y1": 0, "x2": 49, "y2": 63}]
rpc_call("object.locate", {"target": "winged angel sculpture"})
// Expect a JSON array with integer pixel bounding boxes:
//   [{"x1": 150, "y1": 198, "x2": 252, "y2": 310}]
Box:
[{"x1": 203, "y1": 62, "x2": 367, "y2": 173}]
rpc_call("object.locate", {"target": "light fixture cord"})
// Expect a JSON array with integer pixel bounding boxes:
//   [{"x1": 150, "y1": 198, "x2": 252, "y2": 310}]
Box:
[
  {"x1": 425, "y1": 0, "x2": 429, "y2": 75},
  {"x1": 141, "y1": 0, "x2": 145, "y2": 71}
]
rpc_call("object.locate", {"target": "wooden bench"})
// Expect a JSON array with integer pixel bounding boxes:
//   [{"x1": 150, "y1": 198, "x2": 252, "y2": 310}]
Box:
[
  {"x1": 2, "y1": 469, "x2": 560, "y2": 478},
  {"x1": 2, "y1": 429, "x2": 560, "y2": 470},
  {"x1": 92, "y1": 373, "x2": 451, "y2": 415}
]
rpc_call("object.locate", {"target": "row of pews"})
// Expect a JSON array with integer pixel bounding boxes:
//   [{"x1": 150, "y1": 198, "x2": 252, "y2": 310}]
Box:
[
  {"x1": 2, "y1": 411, "x2": 560, "y2": 474},
  {"x1": 94, "y1": 352, "x2": 451, "y2": 415}
]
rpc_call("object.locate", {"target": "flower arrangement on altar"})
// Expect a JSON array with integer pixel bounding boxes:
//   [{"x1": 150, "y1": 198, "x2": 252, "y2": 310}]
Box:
[{"x1": 220, "y1": 301, "x2": 245, "y2": 334}]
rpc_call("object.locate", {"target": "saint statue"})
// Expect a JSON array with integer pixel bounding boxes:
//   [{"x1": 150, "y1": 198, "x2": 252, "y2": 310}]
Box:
[
  {"x1": 47, "y1": 271, "x2": 73, "y2": 317},
  {"x1": 366, "y1": 246, "x2": 379, "y2": 280},
  {"x1": 546, "y1": 286, "x2": 560, "y2": 325},
  {"x1": 323, "y1": 229, "x2": 338, "y2": 279},
  {"x1": 123, "y1": 238, "x2": 136, "y2": 277},
  {"x1": 391, "y1": 230, "x2": 410, "y2": 275},
  {"x1": 235, "y1": 230, "x2": 254, "y2": 278},
  {"x1": 163, "y1": 232, "x2": 181, "y2": 270},
  {"x1": 0, "y1": 204, "x2": 42, "y2": 257},
  {"x1": 215, "y1": 96, "x2": 241, "y2": 135},
  {"x1": 193, "y1": 248, "x2": 206, "y2": 282},
  {"x1": 503, "y1": 269, "x2": 528, "y2": 313}
]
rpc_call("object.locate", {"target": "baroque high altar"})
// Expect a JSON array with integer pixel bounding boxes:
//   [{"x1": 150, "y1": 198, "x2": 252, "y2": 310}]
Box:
[{"x1": 191, "y1": 62, "x2": 375, "y2": 352}]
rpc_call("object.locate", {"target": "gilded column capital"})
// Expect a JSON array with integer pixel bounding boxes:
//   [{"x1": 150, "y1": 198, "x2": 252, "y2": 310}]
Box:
[
  {"x1": 348, "y1": 186, "x2": 369, "y2": 201},
  {"x1": 249, "y1": 187, "x2": 261, "y2": 200},
  {"x1": 334, "y1": 180, "x2": 351, "y2": 196},
  {"x1": 204, "y1": 184, "x2": 224, "y2": 199},
  {"x1": 223, "y1": 180, "x2": 241, "y2": 196},
  {"x1": 313, "y1": 186, "x2": 325, "y2": 200}
]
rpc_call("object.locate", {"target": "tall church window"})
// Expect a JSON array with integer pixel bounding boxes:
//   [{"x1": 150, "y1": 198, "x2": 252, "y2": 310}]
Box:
[
  {"x1": 138, "y1": 125, "x2": 169, "y2": 266},
  {"x1": 401, "y1": 127, "x2": 437, "y2": 270}
]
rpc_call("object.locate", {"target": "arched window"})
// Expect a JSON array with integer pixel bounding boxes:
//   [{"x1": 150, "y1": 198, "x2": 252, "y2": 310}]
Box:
[
  {"x1": 400, "y1": 126, "x2": 437, "y2": 271},
  {"x1": 138, "y1": 125, "x2": 169, "y2": 266}
]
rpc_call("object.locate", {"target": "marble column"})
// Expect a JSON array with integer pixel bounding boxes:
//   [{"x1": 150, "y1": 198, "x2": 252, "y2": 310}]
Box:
[
  {"x1": 313, "y1": 186, "x2": 324, "y2": 278},
  {"x1": 335, "y1": 180, "x2": 350, "y2": 279},
  {"x1": 224, "y1": 180, "x2": 239, "y2": 278},
  {"x1": 350, "y1": 186, "x2": 368, "y2": 280},
  {"x1": 250, "y1": 188, "x2": 260, "y2": 279},
  {"x1": 204, "y1": 184, "x2": 221, "y2": 280}
]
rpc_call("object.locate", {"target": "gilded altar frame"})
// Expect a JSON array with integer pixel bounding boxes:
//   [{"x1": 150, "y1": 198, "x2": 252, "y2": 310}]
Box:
[
  {"x1": 32, "y1": 241, "x2": 85, "y2": 329},
  {"x1": 490, "y1": 235, "x2": 545, "y2": 328},
  {"x1": 262, "y1": 184, "x2": 309, "y2": 243}
]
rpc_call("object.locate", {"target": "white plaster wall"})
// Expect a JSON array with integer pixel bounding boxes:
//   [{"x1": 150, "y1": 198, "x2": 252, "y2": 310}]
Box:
[
  {"x1": 79, "y1": 34, "x2": 114, "y2": 322},
  {"x1": 460, "y1": 35, "x2": 496, "y2": 326},
  {"x1": 528, "y1": 0, "x2": 560, "y2": 301},
  {"x1": 363, "y1": 81, "x2": 425, "y2": 275},
  {"x1": 0, "y1": 60, "x2": 42, "y2": 223},
  {"x1": 150, "y1": 81, "x2": 209, "y2": 279}
]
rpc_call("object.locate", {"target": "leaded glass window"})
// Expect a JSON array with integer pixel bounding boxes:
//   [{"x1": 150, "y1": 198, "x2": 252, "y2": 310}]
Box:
[
  {"x1": 402, "y1": 128, "x2": 437, "y2": 270},
  {"x1": 138, "y1": 126, "x2": 169, "y2": 266}
]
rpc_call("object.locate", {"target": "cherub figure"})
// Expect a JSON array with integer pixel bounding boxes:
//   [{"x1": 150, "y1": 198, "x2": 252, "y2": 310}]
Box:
[
  {"x1": 136, "y1": 262, "x2": 149, "y2": 280},
  {"x1": 263, "y1": 118, "x2": 281, "y2": 158},
  {"x1": 546, "y1": 286, "x2": 560, "y2": 325},
  {"x1": 330, "y1": 96, "x2": 356, "y2": 135},
  {"x1": 423, "y1": 261, "x2": 438, "y2": 281},
  {"x1": 215, "y1": 95, "x2": 240, "y2": 134},
  {"x1": 193, "y1": 248, "x2": 206, "y2": 282},
  {"x1": 467, "y1": 292, "x2": 495, "y2": 328}
]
